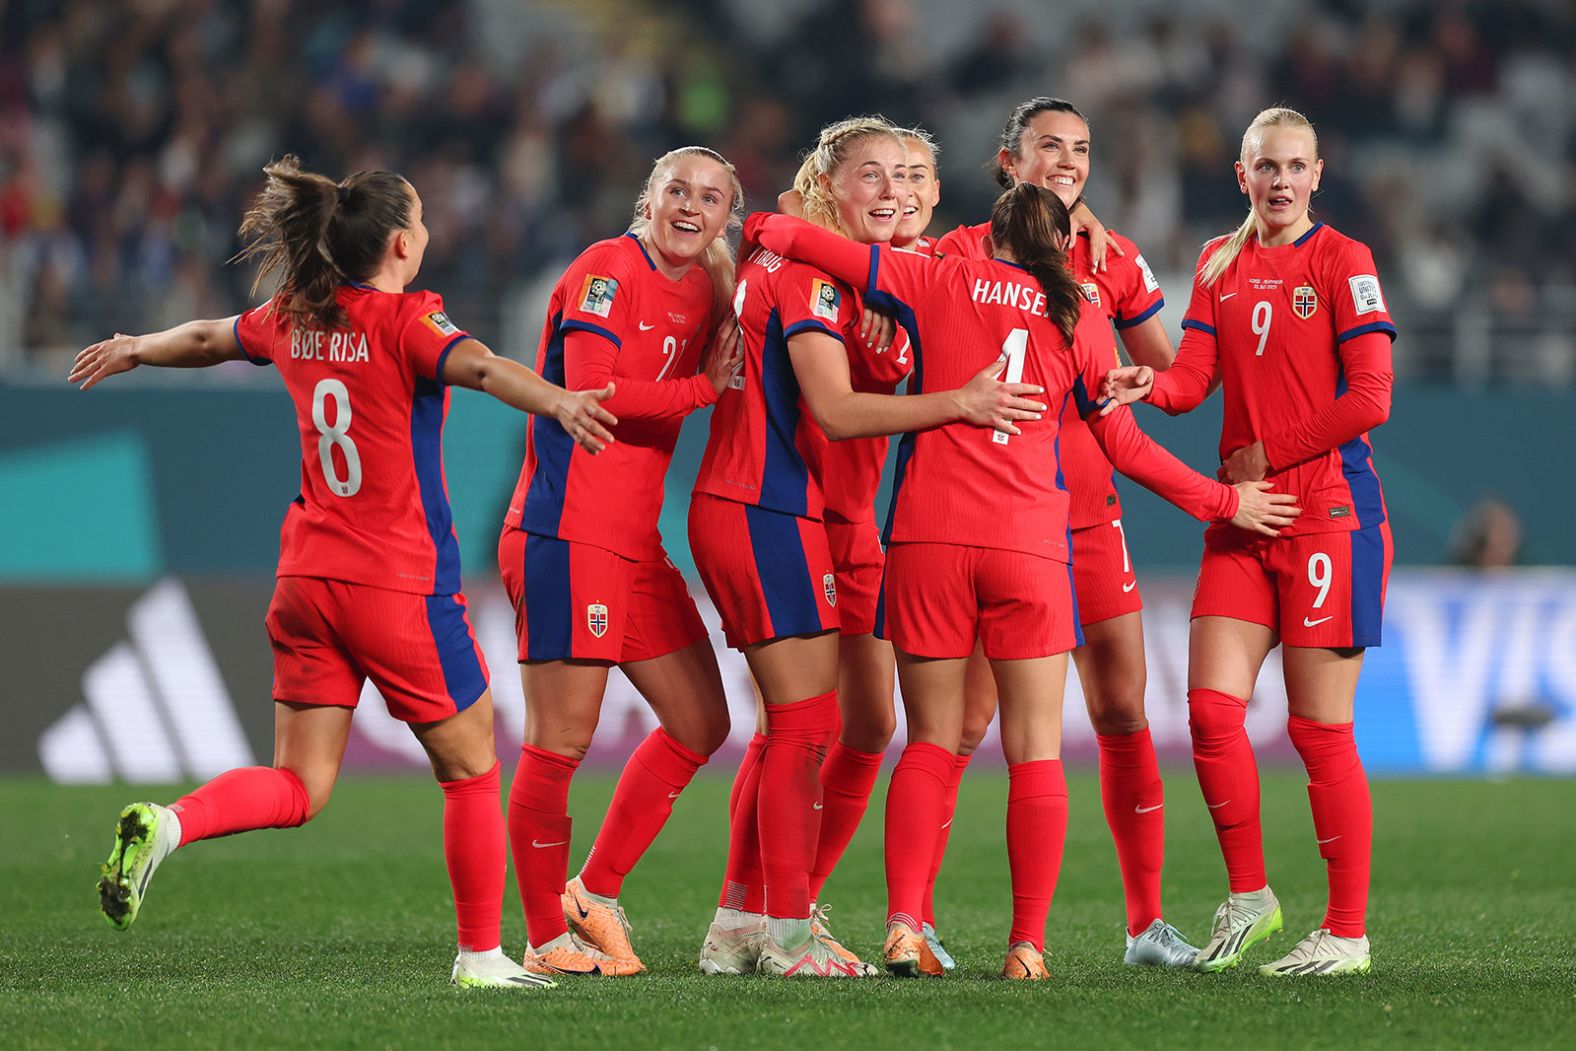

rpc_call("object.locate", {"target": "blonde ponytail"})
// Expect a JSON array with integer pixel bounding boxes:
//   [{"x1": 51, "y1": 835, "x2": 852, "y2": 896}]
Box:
[
  {"x1": 629, "y1": 145, "x2": 745, "y2": 317},
  {"x1": 792, "y1": 116, "x2": 906, "y2": 238},
  {"x1": 1198, "y1": 107, "x2": 1319, "y2": 287}
]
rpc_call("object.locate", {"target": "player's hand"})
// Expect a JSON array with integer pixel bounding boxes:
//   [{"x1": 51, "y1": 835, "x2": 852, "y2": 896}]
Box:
[
  {"x1": 776, "y1": 189, "x2": 806, "y2": 219},
  {"x1": 1069, "y1": 200, "x2": 1124, "y2": 273},
  {"x1": 1099, "y1": 365, "x2": 1153, "y2": 413},
  {"x1": 1230, "y1": 481, "x2": 1301, "y2": 536},
  {"x1": 69, "y1": 333, "x2": 141, "y2": 390},
  {"x1": 557, "y1": 383, "x2": 618, "y2": 454},
  {"x1": 954, "y1": 354, "x2": 1047, "y2": 435},
  {"x1": 703, "y1": 316, "x2": 743, "y2": 396},
  {"x1": 1219, "y1": 440, "x2": 1269, "y2": 484},
  {"x1": 860, "y1": 306, "x2": 897, "y2": 351}
]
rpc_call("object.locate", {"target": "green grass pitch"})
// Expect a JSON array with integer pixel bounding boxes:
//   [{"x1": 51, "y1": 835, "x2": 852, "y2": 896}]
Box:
[{"x1": 2, "y1": 772, "x2": 1572, "y2": 1050}]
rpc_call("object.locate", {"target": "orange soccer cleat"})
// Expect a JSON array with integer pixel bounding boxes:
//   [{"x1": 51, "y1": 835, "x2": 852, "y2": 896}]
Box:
[
  {"x1": 562, "y1": 876, "x2": 644, "y2": 973},
  {"x1": 882, "y1": 920, "x2": 927, "y2": 978},
  {"x1": 1002, "y1": 941, "x2": 1050, "y2": 980},
  {"x1": 522, "y1": 932, "x2": 643, "y2": 977}
]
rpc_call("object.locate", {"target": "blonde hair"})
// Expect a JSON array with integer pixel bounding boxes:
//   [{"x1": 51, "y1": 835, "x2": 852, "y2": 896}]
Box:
[
  {"x1": 629, "y1": 146, "x2": 745, "y2": 316},
  {"x1": 1198, "y1": 107, "x2": 1319, "y2": 287},
  {"x1": 897, "y1": 125, "x2": 941, "y2": 168},
  {"x1": 791, "y1": 116, "x2": 906, "y2": 238}
]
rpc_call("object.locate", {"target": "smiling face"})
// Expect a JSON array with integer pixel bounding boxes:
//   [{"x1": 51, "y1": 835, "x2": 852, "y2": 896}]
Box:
[
  {"x1": 643, "y1": 153, "x2": 735, "y2": 270},
  {"x1": 895, "y1": 138, "x2": 940, "y2": 247},
  {"x1": 1236, "y1": 125, "x2": 1323, "y2": 239},
  {"x1": 999, "y1": 108, "x2": 1089, "y2": 208},
  {"x1": 820, "y1": 133, "x2": 910, "y2": 245}
]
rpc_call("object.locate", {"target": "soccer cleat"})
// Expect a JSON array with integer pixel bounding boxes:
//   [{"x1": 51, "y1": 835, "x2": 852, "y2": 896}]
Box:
[
  {"x1": 922, "y1": 922, "x2": 957, "y2": 971},
  {"x1": 760, "y1": 931, "x2": 876, "y2": 978},
  {"x1": 562, "y1": 876, "x2": 643, "y2": 973},
  {"x1": 1258, "y1": 928, "x2": 1372, "y2": 977},
  {"x1": 810, "y1": 903, "x2": 874, "y2": 971},
  {"x1": 883, "y1": 920, "x2": 927, "y2": 978},
  {"x1": 452, "y1": 950, "x2": 558, "y2": 990},
  {"x1": 698, "y1": 914, "x2": 765, "y2": 975},
  {"x1": 98, "y1": 802, "x2": 179, "y2": 931},
  {"x1": 1195, "y1": 887, "x2": 1284, "y2": 972},
  {"x1": 1001, "y1": 941, "x2": 1049, "y2": 980},
  {"x1": 1124, "y1": 919, "x2": 1201, "y2": 968},
  {"x1": 523, "y1": 932, "x2": 642, "y2": 977}
]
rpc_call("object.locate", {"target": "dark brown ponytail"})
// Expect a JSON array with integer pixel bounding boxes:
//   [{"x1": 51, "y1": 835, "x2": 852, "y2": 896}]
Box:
[
  {"x1": 235, "y1": 155, "x2": 413, "y2": 330},
  {"x1": 989, "y1": 183, "x2": 1082, "y2": 345}
]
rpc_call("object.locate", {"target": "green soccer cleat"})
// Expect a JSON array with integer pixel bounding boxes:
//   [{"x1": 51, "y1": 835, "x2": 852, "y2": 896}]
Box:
[
  {"x1": 452, "y1": 949, "x2": 558, "y2": 989},
  {"x1": 1194, "y1": 887, "x2": 1283, "y2": 972},
  {"x1": 1258, "y1": 928, "x2": 1371, "y2": 977},
  {"x1": 98, "y1": 802, "x2": 180, "y2": 931}
]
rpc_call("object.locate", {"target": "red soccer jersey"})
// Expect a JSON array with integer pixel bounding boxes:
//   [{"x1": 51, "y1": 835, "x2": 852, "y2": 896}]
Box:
[
  {"x1": 693, "y1": 243, "x2": 857, "y2": 518},
  {"x1": 1153, "y1": 222, "x2": 1396, "y2": 536},
  {"x1": 937, "y1": 221, "x2": 1165, "y2": 528},
  {"x1": 233, "y1": 284, "x2": 473, "y2": 595},
  {"x1": 821, "y1": 288, "x2": 915, "y2": 525},
  {"x1": 505, "y1": 234, "x2": 715, "y2": 561},
  {"x1": 747, "y1": 213, "x2": 1237, "y2": 560}
]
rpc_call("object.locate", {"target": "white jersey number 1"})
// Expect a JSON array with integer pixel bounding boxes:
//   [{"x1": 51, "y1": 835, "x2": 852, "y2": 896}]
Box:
[{"x1": 992, "y1": 328, "x2": 1029, "y2": 446}]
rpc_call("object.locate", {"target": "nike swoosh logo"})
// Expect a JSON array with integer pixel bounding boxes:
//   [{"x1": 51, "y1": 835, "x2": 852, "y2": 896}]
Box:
[
  {"x1": 1135, "y1": 803, "x2": 1163, "y2": 814},
  {"x1": 667, "y1": 791, "x2": 681, "y2": 799},
  {"x1": 1303, "y1": 616, "x2": 1334, "y2": 627},
  {"x1": 575, "y1": 901, "x2": 591, "y2": 919},
  {"x1": 1316, "y1": 834, "x2": 1342, "y2": 845},
  {"x1": 638, "y1": 321, "x2": 655, "y2": 331},
  {"x1": 812, "y1": 802, "x2": 823, "y2": 810},
  {"x1": 531, "y1": 839, "x2": 568, "y2": 848},
  {"x1": 940, "y1": 818, "x2": 953, "y2": 830},
  {"x1": 1219, "y1": 292, "x2": 1237, "y2": 301},
  {"x1": 1122, "y1": 581, "x2": 1137, "y2": 593},
  {"x1": 1206, "y1": 800, "x2": 1231, "y2": 809}
]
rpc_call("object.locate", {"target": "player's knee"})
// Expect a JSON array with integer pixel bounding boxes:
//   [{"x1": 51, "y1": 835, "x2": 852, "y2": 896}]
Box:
[
  {"x1": 957, "y1": 720, "x2": 989, "y2": 757},
  {"x1": 524, "y1": 729, "x2": 591, "y2": 763},
  {"x1": 683, "y1": 711, "x2": 732, "y2": 757},
  {"x1": 1187, "y1": 688, "x2": 1247, "y2": 746},
  {"x1": 841, "y1": 707, "x2": 896, "y2": 753}
]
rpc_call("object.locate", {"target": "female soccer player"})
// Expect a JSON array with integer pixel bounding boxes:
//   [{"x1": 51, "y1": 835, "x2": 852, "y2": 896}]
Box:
[
  {"x1": 1103, "y1": 107, "x2": 1394, "y2": 977},
  {"x1": 692, "y1": 116, "x2": 1047, "y2": 978},
  {"x1": 79, "y1": 156, "x2": 615, "y2": 990},
  {"x1": 932, "y1": 96, "x2": 1199, "y2": 968},
  {"x1": 499, "y1": 146, "x2": 745, "y2": 977},
  {"x1": 746, "y1": 182, "x2": 1298, "y2": 979}
]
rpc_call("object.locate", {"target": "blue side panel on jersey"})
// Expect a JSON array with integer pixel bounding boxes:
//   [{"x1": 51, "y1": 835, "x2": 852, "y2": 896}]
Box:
[
  {"x1": 523, "y1": 533, "x2": 573, "y2": 660},
  {"x1": 522, "y1": 313, "x2": 577, "y2": 535},
  {"x1": 878, "y1": 276, "x2": 925, "y2": 548},
  {"x1": 759, "y1": 309, "x2": 811, "y2": 515},
  {"x1": 411, "y1": 376, "x2": 462, "y2": 595},
  {"x1": 1348, "y1": 524, "x2": 1386, "y2": 647},
  {"x1": 1066, "y1": 559, "x2": 1084, "y2": 649},
  {"x1": 424, "y1": 594, "x2": 488, "y2": 710},
  {"x1": 1052, "y1": 390, "x2": 1081, "y2": 646},
  {"x1": 744, "y1": 503, "x2": 820, "y2": 637},
  {"x1": 872, "y1": 561, "x2": 889, "y2": 641},
  {"x1": 1334, "y1": 368, "x2": 1386, "y2": 529}
]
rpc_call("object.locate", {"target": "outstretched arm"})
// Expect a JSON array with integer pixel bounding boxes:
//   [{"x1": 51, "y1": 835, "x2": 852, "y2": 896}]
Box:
[
  {"x1": 442, "y1": 337, "x2": 617, "y2": 454},
  {"x1": 69, "y1": 318, "x2": 244, "y2": 389}
]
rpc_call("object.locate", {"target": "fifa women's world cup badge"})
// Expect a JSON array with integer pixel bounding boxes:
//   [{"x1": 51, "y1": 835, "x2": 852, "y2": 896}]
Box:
[
  {"x1": 579, "y1": 275, "x2": 619, "y2": 318},
  {"x1": 1292, "y1": 285, "x2": 1317, "y2": 320}
]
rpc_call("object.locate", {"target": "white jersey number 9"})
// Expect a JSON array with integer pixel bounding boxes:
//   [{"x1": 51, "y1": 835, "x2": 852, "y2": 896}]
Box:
[
  {"x1": 311, "y1": 378, "x2": 363, "y2": 498},
  {"x1": 1307, "y1": 551, "x2": 1332, "y2": 609},
  {"x1": 1252, "y1": 301, "x2": 1273, "y2": 357}
]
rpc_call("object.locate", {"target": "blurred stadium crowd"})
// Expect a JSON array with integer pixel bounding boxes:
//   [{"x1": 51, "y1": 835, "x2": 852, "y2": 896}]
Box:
[{"x1": 2, "y1": 0, "x2": 1574, "y2": 380}]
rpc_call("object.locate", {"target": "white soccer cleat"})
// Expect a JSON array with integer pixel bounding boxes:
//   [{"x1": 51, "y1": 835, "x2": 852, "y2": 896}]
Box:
[
  {"x1": 452, "y1": 948, "x2": 558, "y2": 989},
  {"x1": 922, "y1": 922, "x2": 957, "y2": 971},
  {"x1": 98, "y1": 802, "x2": 181, "y2": 931},
  {"x1": 759, "y1": 931, "x2": 876, "y2": 978},
  {"x1": 698, "y1": 913, "x2": 765, "y2": 975},
  {"x1": 1124, "y1": 919, "x2": 1201, "y2": 968},
  {"x1": 1195, "y1": 886, "x2": 1284, "y2": 972},
  {"x1": 1258, "y1": 928, "x2": 1371, "y2": 977}
]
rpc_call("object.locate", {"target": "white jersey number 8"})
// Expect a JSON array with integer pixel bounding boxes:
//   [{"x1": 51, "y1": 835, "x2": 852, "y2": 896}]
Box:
[{"x1": 311, "y1": 378, "x2": 363, "y2": 497}]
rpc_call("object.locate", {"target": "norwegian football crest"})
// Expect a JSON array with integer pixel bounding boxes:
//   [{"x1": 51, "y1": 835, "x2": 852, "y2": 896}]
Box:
[
  {"x1": 1080, "y1": 282, "x2": 1101, "y2": 307},
  {"x1": 1292, "y1": 285, "x2": 1318, "y2": 320},
  {"x1": 810, "y1": 279, "x2": 842, "y2": 322},
  {"x1": 822, "y1": 573, "x2": 837, "y2": 607},
  {"x1": 578, "y1": 274, "x2": 619, "y2": 318},
  {"x1": 586, "y1": 603, "x2": 609, "y2": 638}
]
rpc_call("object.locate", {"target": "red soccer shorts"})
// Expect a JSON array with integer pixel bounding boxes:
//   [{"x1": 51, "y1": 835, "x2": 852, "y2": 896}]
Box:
[
  {"x1": 1070, "y1": 515, "x2": 1144, "y2": 628},
  {"x1": 498, "y1": 529, "x2": 707, "y2": 663},
  {"x1": 878, "y1": 541, "x2": 1081, "y2": 660},
  {"x1": 1191, "y1": 521, "x2": 1393, "y2": 648},
  {"x1": 264, "y1": 575, "x2": 489, "y2": 723},
  {"x1": 825, "y1": 517, "x2": 884, "y2": 637},
  {"x1": 688, "y1": 492, "x2": 839, "y2": 649}
]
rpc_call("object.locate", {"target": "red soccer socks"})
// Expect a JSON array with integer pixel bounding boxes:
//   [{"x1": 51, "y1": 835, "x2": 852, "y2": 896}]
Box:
[
  {"x1": 439, "y1": 762, "x2": 506, "y2": 952},
  {"x1": 884, "y1": 742, "x2": 956, "y2": 933},
  {"x1": 508, "y1": 744, "x2": 578, "y2": 947},
  {"x1": 921, "y1": 751, "x2": 972, "y2": 927},
  {"x1": 758, "y1": 692, "x2": 840, "y2": 921},
  {"x1": 807, "y1": 741, "x2": 884, "y2": 903},
  {"x1": 1288, "y1": 715, "x2": 1372, "y2": 938},
  {"x1": 170, "y1": 766, "x2": 310, "y2": 845},
  {"x1": 1005, "y1": 759, "x2": 1069, "y2": 953},
  {"x1": 579, "y1": 728, "x2": 707, "y2": 899},
  {"x1": 718, "y1": 732, "x2": 767, "y2": 913},
  {"x1": 1097, "y1": 727, "x2": 1166, "y2": 935},
  {"x1": 1188, "y1": 688, "x2": 1267, "y2": 893}
]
